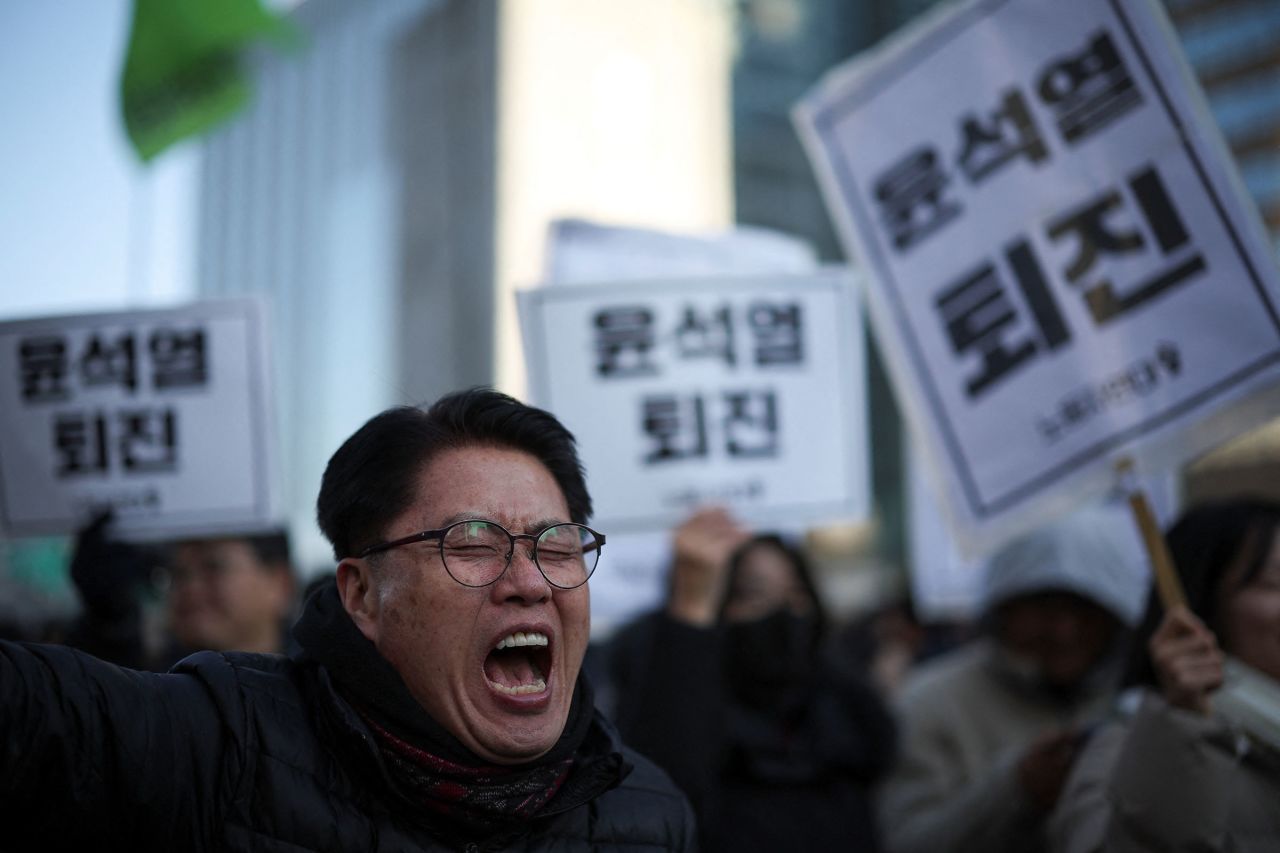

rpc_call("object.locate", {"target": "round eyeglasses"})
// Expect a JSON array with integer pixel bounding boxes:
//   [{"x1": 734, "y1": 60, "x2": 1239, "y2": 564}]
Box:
[{"x1": 358, "y1": 519, "x2": 605, "y2": 589}]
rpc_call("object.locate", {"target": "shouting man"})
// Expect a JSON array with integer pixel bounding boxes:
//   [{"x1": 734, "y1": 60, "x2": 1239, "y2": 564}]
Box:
[{"x1": 1, "y1": 389, "x2": 694, "y2": 852}]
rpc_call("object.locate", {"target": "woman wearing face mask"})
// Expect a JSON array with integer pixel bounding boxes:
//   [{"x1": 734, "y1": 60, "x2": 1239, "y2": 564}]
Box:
[
  {"x1": 608, "y1": 508, "x2": 897, "y2": 853},
  {"x1": 1048, "y1": 499, "x2": 1280, "y2": 853}
]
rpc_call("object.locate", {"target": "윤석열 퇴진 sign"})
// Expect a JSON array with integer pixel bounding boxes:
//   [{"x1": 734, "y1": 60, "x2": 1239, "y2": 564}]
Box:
[
  {"x1": 0, "y1": 298, "x2": 277, "y2": 540},
  {"x1": 518, "y1": 270, "x2": 868, "y2": 534},
  {"x1": 795, "y1": 0, "x2": 1280, "y2": 550}
]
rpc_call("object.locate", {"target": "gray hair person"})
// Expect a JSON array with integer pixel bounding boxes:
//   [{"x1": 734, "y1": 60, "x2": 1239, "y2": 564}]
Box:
[{"x1": 0, "y1": 388, "x2": 694, "y2": 852}]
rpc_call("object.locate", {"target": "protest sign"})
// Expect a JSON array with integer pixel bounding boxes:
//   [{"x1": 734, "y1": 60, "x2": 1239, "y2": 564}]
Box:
[
  {"x1": 796, "y1": 0, "x2": 1280, "y2": 550},
  {"x1": 519, "y1": 270, "x2": 868, "y2": 536},
  {"x1": 0, "y1": 298, "x2": 276, "y2": 539},
  {"x1": 539, "y1": 220, "x2": 833, "y2": 636}
]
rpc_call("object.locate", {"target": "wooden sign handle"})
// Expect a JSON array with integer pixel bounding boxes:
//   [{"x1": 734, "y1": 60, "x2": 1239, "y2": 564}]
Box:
[{"x1": 1115, "y1": 458, "x2": 1186, "y2": 611}]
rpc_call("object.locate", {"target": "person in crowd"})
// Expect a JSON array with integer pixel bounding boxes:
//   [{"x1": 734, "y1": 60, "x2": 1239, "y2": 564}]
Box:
[
  {"x1": 609, "y1": 507, "x2": 897, "y2": 853},
  {"x1": 66, "y1": 512, "x2": 296, "y2": 669},
  {"x1": 0, "y1": 388, "x2": 694, "y2": 851},
  {"x1": 1048, "y1": 499, "x2": 1280, "y2": 852},
  {"x1": 164, "y1": 530, "x2": 295, "y2": 654},
  {"x1": 878, "y1": 504, "x2": 1149, "y2": 853}
]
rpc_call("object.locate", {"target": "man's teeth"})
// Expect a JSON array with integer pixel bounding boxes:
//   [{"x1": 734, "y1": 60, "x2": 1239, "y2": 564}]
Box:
[
  {"x1": 489, "y1": 678, "x2": 547, "y2": 696},
  {"x1": 488, "y1": 632, "x2": 549, "y2": 694},
  {"x1": 494, "y1": 631, "x2": 549, "y2": 650}
]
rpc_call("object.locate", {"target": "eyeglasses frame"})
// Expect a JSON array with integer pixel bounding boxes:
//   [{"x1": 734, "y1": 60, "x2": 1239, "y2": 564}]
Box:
[{"x1": 356, "y1": 518, "x2": 606, "y2": 589}]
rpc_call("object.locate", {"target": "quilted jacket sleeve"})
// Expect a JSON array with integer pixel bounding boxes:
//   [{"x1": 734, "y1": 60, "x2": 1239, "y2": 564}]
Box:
[{"x1": 0, "y1": 641, "x2": 230, "y2": 851}]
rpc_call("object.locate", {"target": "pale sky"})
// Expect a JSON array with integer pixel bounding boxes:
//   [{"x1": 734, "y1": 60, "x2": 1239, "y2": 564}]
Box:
[{"x1": 0, "y1": 3, "x2": 198, "y2": 324}]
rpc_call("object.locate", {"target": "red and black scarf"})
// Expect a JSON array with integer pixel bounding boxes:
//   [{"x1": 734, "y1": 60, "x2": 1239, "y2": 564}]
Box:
[{"x1": 359, "y1": 711, "x2": 574, "y2": 829}]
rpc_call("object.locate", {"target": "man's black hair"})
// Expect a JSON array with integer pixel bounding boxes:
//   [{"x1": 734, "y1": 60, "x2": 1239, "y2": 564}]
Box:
[
  {"x1": 1122, "y1": 497, "x2": 1280, "y2": 688},
  {"x1": 316, "y1": 387, "x2": 592, "y2": 560}
]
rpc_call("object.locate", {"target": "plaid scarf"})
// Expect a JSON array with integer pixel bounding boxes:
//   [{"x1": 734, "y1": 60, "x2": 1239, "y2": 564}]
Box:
[{"x1": 359, "y1": 709, "x2": 574, "y2": 830}]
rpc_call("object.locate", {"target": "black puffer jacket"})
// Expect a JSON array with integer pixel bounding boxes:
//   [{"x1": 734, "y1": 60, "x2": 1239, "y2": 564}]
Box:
[{"x1": 0, "y1": 640, "x2": 694, "y2": 852}]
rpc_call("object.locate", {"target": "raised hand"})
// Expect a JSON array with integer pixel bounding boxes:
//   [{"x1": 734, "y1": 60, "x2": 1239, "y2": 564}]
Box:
[
  {"x1": 1149, "y1": 605, "x2": 1224, "y2": 715},
  {"x1": 666, "y1": 507, "x2": 752, "y2": 627}
]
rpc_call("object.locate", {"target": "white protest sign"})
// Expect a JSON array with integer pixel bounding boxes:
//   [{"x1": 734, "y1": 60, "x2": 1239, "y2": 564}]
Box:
[
  {"x1": 540, "y1": 220, "x2": 829, "y2": 637},
  {"x1": 0, "y1": 299, "x2": 277, "y2": 540},
  {"x1": 795, "y1": 0, "x2": 1280, "y2": 550},
  {"x1": 519, "y1": 270, "x2": 868, "y2": 535}
]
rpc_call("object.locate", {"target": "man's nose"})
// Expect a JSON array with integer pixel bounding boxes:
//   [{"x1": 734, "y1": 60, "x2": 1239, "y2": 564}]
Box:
[{"x1": 495, "y1": 540, "x2": 551, "y2": 602}]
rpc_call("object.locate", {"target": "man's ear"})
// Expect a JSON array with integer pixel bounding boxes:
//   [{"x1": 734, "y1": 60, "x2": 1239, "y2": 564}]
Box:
[{"x1": 336, "y1": 558, "x2": 380, "y2": 643}]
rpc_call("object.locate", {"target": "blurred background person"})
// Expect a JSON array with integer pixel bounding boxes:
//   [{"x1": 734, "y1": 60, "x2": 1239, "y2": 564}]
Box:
[
  {"x1": 879, "y1": 505, "x2": 1149, "y2": 853},
  {"x1": 1049, "y1": 499, "x2": 1280, "y2": 852},
  {"x1": 66, "y1": 511, "x2": 296, "y2": 670},
  {"x1": 608, "y1": 507, "x2": 897, "y2": 853},
  {"x1": 162, "y1": 529, "x2": 296, "y2": 654}
]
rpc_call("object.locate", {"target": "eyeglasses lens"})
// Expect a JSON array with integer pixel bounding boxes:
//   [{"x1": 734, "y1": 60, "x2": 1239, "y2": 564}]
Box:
[
  {"x1": 442, "y1": 521, "x2": 509, "y2": 586},
  {"x1": 440, "y1": 521, "x2": 600, "y2": 588},
  {"x1": 536, "y1": 524, "x2": 600, "y2": 588}
]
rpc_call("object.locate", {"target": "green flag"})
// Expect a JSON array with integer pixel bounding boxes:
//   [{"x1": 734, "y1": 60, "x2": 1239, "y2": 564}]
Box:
[{"x1": 120, "y1": 0, "x2": 298, "y2": 162}]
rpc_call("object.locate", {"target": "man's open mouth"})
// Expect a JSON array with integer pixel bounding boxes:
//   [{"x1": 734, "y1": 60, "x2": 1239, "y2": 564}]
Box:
[{"x1": 484, "y1": 631, "x2": 551, "y2": 696}]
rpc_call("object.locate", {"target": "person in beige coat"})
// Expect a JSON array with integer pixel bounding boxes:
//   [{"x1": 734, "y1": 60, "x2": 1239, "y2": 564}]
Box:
[
  {"x1": 1049, "y1": 499, "x2": 1280, "y2": 853},
  {"x1": 878, "y1": 505, "x2": 1150, "y2": 853}
]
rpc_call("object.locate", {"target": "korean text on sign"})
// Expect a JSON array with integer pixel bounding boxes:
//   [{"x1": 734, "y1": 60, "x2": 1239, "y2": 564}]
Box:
[
  {"x1": 20, "y1": 327, "x2": 208, "y2": 477},
  {"x1": 0, "y1": 300, "x2": 275, "y2": 538},
  {"x1": 519, "y1": 272, "x2": 868, "y2": 532},
  {"x1": 796, "y1": 0, "x2": 1280, "y2": 547}
]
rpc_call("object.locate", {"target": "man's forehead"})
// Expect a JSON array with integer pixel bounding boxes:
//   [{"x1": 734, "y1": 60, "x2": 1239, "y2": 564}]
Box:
[
  {"x1": 420, "y1": 509, "x2": 570, "y2": 533},
  {"x1": 404, "y1": 446, "x2": 572, "y2": 528}
]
